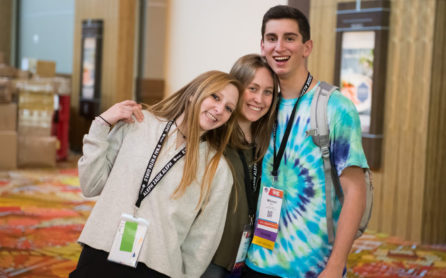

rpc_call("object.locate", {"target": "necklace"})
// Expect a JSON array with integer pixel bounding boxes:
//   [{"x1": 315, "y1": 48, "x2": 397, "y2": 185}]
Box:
[
  {"x1": 174, "y1": 121, "x2": 186, "y2": 139},
  {"x1": 177, "y1": 128, "x2": 186, "y2": 139}
]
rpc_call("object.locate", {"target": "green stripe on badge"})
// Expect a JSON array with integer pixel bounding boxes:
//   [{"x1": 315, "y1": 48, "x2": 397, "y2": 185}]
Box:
[{"x1": 120, "y1": 221, "x2": 138, "y2": 252}]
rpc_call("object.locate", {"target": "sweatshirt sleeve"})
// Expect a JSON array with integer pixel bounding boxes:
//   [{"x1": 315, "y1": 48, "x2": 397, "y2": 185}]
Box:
[
  {"x1": 78, "y1": 119, "x2": 128, "y2": 197},
  {"x1": 181, "y1": 158, "x2": 234, "y2": 277}
]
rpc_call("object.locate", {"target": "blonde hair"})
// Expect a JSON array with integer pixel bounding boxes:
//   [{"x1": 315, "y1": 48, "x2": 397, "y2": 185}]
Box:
[
  {"x1": 229, "y1": 54, "x2": 279, "y2": 161},
  {"x1": 148, "y1": 70, "x2": 243, "y2": 206}
]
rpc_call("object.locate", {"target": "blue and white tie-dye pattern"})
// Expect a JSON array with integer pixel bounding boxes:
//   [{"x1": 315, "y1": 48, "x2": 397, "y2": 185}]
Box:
[{"x1": 245, "y1": 83, "x2": 368, "y2": 278}]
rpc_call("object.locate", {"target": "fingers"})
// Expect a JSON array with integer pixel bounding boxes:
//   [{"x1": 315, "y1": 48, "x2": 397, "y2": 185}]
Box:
[
  {"x1": 100, "y1": 100, "x2": 144, "y2": 125},
  {"x1": 132, "y1": 104, "x2": 144, "y2": 122},
  {"x1": 121, "y1": 100, "x2": 138, "y2": 106}
]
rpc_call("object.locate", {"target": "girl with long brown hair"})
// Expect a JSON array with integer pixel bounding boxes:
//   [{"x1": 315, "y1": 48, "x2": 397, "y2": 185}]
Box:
[{"x1": 203, "y1": 54, "x2": 279, "y2": 277}]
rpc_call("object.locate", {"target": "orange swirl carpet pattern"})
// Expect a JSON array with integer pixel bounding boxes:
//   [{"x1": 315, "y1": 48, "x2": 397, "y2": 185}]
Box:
[
  {"x1": 0, "y1": 167, "x2": 445, "y2": 278},
  {"x1": 0, "y1": 168, "x2": 94, "y2": 278}
]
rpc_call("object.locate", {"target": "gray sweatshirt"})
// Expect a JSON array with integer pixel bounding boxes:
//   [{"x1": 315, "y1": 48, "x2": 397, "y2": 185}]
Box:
[{"x1": 77, "y1": 110, "x2": 233, "y2": 277}]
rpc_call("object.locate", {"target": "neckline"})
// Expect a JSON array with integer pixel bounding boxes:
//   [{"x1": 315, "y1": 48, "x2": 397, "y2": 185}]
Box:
[{"x1": 280, "y1": 81, "x2": 320, "y2": 105}]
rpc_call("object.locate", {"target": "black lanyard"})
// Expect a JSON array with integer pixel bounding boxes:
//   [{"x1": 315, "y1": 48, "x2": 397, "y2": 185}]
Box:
[
  {"x1": 135, "y1": 120, "x2": 186, "y2": 208},
  {"x1": 272, "y1": 72, "x2": 313, "y2": 179},
  {"x1": 237, "y1": 147, "x2": 259, "y2": 225}
]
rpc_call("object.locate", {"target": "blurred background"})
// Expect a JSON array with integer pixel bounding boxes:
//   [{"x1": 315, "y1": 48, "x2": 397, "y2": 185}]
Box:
[{"x1": 0, "y1": 0, "x2": 445, "y2": 276}]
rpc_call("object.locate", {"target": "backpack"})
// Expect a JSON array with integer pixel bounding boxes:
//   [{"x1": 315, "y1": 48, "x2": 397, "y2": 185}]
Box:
[{"x1": 306, "y1": 81, "x2": 373, "y2": 244}]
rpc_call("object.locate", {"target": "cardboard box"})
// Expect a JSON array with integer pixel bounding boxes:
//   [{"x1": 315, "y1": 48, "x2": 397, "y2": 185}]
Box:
[
  {"x1": 0, "y1": 52, "x2": 4, "y2": 64},
  {"x1": 15, "y1": 79, "x2": 54, "y2": 92},
  {"x1": 0, "y1": 131, "x2": 17, "y2": 170},
  {"x1": 36, "y1": 60, "x2": 56, "y2": 78},
  {"x1": 21, "y1": 58, "x2": 56, "y2": 78},
  {"x1": 0, "y1": 103, "x2": 17, "y2": 131},
  {"x1": 16, "y1": 81, "x2": 55, "y2": 136},
  {"x1": 0, "y1": 64, "x2": 16, "y2": 78},
  {"x1": 0, "y1": 78, "x2": 12, "y2": 103},
  {"x1": 16, "y1": 70, "x2": 31, "y2": 80},
  {"x1": 19, "y1": 90, "x2": 54, "y2": 110},
  {"x1": 18, "y1": 109, "x2": 53, "y2": 136},
  {"x1": 34, "y1": 76, "x2": 71, "y2": 95},
  {"x1": 17, "y1": 80, "x2": 54, "y2": 108},
  {"x1": 18, "y1": 135, "x2": 57, "y2": 167}
]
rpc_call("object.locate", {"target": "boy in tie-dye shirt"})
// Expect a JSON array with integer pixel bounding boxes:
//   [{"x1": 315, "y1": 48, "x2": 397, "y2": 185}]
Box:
[{"x1": 243, "y1": 5, "x2": 369, "y2": 278}]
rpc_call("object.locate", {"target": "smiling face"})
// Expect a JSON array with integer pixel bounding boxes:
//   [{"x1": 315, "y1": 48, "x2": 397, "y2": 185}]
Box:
[
  {"x1": 199, "y1": 83, "x2": 239, "y2": 132},
  {"x1": 261, "y1": 18, "x2": 312, "y2": 80},
  {"x1": 239, "y1": 67, "x2": 274, "y2": 123}
]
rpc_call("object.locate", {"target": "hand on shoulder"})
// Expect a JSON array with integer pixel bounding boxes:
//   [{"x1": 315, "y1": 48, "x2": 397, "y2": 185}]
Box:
[{"x1": 99, "y1": 100, "x2": 144, "y2": 126}]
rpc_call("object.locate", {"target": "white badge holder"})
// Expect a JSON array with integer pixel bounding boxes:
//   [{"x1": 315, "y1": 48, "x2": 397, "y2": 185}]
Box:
[
  {"x1": 232, "y1": 224, "x2": 253, "y2": 274},
  {"x1": 252, "y1": 187, "x2": 283, "y2": 250},
  {"x1": 107, "y1": 213, "x2": 149, "y2": 267}
]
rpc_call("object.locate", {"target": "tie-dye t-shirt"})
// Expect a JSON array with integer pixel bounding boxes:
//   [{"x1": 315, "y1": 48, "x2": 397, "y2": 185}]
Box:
[{"x1": 245, "y1": 83, "x2": 368, "y2": 278}]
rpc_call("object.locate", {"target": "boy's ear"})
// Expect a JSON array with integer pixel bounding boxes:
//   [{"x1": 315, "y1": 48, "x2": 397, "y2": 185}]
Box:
[
  {"x1": 303, "y1": 39, "x2": 313, "y2": 58},
  {"x1": 260, "y1": 39, "x2": 265, "y2": 56}
]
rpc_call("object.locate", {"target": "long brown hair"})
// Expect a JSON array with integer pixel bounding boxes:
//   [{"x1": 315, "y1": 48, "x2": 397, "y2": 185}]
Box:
[
  {"x1": 229, "y1": 54, "x2": 279, "y2": 160},
  {"x1": 148, "y1": 71, "x2": 243, "y2": 206}
]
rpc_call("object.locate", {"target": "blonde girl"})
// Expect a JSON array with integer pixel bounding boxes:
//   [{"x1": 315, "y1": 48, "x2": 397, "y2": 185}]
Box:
[{"x1": 70, "y1": 71, "x2": 243, "y2": 278}]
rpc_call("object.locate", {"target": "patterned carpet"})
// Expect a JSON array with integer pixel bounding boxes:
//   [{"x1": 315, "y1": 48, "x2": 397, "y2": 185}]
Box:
[
  {"x1": 0, "y1": 164, "x2": 445, "y2": 277},
  {"x1": 0, "y1": 164, "x2": 94, "y2": 278},
  {"x1": 348, "y1": 233, "x2": 446, "y2": 277}
]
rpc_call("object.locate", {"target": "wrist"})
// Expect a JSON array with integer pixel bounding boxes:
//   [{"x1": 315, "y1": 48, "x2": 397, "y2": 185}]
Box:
[
  {"x1": 325, "y1": 260, "x2": 345, "y2": 274},
  {"x1": 97, "y1": 115, "x2": 112, "y2": 127}
]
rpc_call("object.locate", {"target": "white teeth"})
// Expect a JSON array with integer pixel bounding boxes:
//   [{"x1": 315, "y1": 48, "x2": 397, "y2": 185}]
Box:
[
  {"x1": 248, "y1": 105, "x2": 261, "y2": 111},
  {"x1": 206, "y1": 112, "x2": 217, "y2": 121},
  {"x1": 275, "y1": 56, "x2": 289, "y2": 61}
]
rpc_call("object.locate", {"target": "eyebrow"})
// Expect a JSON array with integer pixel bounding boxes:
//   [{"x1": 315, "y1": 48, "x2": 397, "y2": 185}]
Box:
[
  {"x1": 265, "y1": 32, "x2": 299, "y2": 37},
  {"x1": 284, "y1": 32, "x2": 299, "y2": 37},
  {"x1": 250, "y1": 82, "x2": 273, "y2": 90},
  {"x1": 227, "y1": 101, "x2": 236, "y2": 108}
]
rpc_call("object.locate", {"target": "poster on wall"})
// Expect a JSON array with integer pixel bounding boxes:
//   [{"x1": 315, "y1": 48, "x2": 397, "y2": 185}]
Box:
[
  {"x1": 81, "y1": 37, "x2": 97, "y2": 100},
  {"x1": 340, "y1": 31, "x2": 375, "y2": 133},
  {"x1": 79, "y1": 19, "x2": 102, "y2": 119}
]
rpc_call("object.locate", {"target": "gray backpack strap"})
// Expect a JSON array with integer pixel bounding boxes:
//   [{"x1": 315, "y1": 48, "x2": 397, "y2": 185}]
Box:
[{"x1": 308, "y1": 81, "x2": 339, "y2": 244}]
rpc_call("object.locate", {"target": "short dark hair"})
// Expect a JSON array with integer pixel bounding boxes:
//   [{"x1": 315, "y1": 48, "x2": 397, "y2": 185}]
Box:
[{"x1": 261, "y1": 5, "x2": 311, "y2": 42}]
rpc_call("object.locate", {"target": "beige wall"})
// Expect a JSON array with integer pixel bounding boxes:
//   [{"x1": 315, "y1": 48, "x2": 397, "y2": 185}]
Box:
[{"x1": 164, "y1": 0, "x2": 287, "y2": 95}]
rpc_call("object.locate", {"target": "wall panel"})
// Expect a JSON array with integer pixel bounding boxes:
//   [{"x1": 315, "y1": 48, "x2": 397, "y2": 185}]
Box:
[
  {"x1": 308, "y1": 0, "x2": 338, "y2": 83},
  {"x1": 423, "y1": 0, "x2": 446, "y2": 244}
]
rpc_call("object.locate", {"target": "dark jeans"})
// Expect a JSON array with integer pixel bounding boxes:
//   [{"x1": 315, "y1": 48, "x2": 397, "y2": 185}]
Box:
[
  {"x1": 69, "y1": 245, "x2": 169, "y2": 278},
  {"x1": 202, "y1": 263, "x2": 230, "y2": 278},
  {"x1": 242, "y1": 266, "x2": 279, "y2": 278},
  {"x1": 242, "y1": 265, "x2": 347, "y2": 278}
]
